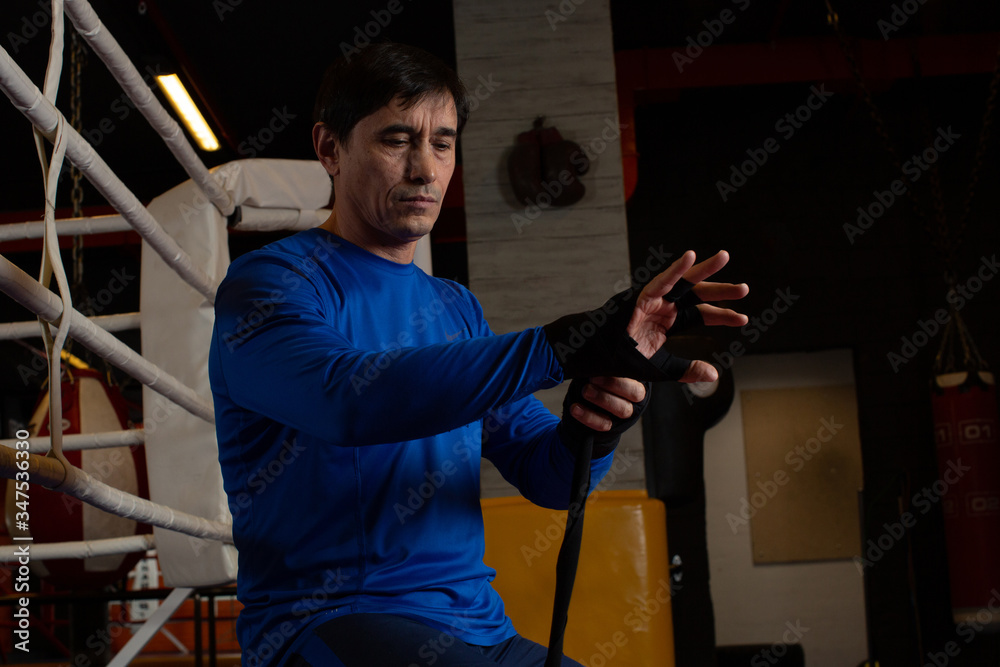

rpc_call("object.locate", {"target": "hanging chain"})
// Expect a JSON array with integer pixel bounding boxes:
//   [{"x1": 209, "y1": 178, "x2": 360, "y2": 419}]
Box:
[
  {"x1": 69, "y1": 31, "x2": 86, "y2": 293},
  {"x1": 911, "y1": 54, "x2": 954, "y2": 282},
  {"x1": 955, "y1": 41, "x2": 1000, "y2": 267},
  {"x1": 66, "y1": 30, "x2": 91, "y2": 371},
  {"x1": 823, "y1": 0, "x2": 933, "y2": 253}
]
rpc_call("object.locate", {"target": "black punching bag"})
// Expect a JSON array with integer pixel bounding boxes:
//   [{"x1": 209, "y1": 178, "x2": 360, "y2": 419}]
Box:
[{"x1": 644, "y1": 336, "x2": 735, "y2": 667}]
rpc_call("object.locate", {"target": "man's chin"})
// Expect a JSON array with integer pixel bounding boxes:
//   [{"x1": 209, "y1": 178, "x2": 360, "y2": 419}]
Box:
[{"x1": 392, "y1": 214, "x2": 438, "y2": 240}]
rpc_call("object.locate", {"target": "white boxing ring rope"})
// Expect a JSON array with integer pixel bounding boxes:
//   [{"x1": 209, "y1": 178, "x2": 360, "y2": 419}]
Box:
[
  {"x1": 0, "y1": 43, "x2": 218, "y2": 305},
  {"x1": 0, "y1": 312, "x2": 141, "y2": 340},
  {"x1": 0, "y1": 205, "x2": 334, "y2": 242},
  {"x1": 0, "y1": 442, "x2": 232, "y2": 544},
  {"x1": 0, "y1": 429, "x2": 145, "y2": 455},
  {"x1": 0, "y1": 534, "x2": 155, "y2": 563},
  {"x1": 0, "y1": 254, "x2": 214, "y2": 423},
  {"x1": 232, "y1": 205, "x2": 332, "y2": 232},
  {"x1": 62, "y1": 0, "x2": 235, "y2": 218},
  {"x1": 0, "y1": 214, "x2": 133, "y2": 242}
]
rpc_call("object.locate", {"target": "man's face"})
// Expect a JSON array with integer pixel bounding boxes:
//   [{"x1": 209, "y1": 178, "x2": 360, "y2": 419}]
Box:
[{"x1": 331, "y1": 93, "x2": 457, "y2": 248}]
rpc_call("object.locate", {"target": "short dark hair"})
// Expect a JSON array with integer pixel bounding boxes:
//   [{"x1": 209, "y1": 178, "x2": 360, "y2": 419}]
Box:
[{"x1": 313, "y1": 42, "x2": 471, "y2": 146}]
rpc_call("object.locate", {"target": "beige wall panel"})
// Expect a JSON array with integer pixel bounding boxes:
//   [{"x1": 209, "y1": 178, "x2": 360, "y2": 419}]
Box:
[{"x1": 454, "y1": 0, "x2": 639, "y2": 496}]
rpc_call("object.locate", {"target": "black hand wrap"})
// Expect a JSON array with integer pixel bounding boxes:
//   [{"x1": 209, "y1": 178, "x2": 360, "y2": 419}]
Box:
[
  {"x1": 542, "y1": 280, "x2": 704, "y2": 381},
  {"x1": 558, "y1": 378, "x2": 652, "y2": 458}
]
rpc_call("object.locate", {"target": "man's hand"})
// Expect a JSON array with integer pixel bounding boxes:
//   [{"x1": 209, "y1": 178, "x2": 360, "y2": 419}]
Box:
[
  {"x1": 542, "y1": 249, "x2": 749, "y2": 383},
  {"x1": 627, "y1": 250, "x2": 749, "y2": 383},
  {"x1": 568, "y1": 376, "x2": 646, "y2": 432}
]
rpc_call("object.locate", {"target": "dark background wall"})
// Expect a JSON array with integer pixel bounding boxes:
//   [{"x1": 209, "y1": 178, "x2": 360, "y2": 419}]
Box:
[{"x1": 628, "y1": 73, "x2": 1000, "y2": 666}]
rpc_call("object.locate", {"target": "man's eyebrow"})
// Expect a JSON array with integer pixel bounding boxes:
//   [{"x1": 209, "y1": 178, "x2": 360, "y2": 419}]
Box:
[{"x1": 379, "y1": 124, "x2": 458, "y2": 138}]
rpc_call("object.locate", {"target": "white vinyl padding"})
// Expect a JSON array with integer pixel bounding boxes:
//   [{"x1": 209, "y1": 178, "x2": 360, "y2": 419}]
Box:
[{"x1": 140, "y1": 158, "x2": 332, "y2": 586}]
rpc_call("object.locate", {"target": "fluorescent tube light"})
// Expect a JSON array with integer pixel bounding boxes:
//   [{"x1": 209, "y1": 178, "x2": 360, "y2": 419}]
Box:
[{"x1": 156, "y1": 74, "x2": 220, "y2": 152}]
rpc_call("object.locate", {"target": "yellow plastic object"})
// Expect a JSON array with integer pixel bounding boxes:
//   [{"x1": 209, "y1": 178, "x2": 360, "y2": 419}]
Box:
[{"x1": 481, "y1": 490, "x2": 675, "y2": 667}]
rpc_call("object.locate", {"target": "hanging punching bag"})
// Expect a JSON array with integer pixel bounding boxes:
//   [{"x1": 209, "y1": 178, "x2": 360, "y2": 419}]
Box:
[
  {"x1": 5, "y1": 368, "x2": 150, "y2": 590},
  {"x1": 931, "y1": 370, "x2": 1000, "y2": 625},
  {"x1": 930, "y1": 312, "x2": 1000, "y2": 626}
]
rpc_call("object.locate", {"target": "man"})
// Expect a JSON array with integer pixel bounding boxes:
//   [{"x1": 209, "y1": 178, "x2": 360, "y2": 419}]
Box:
[{"x1": 209, "y1": 43, "x2": 748, "y2": 667}]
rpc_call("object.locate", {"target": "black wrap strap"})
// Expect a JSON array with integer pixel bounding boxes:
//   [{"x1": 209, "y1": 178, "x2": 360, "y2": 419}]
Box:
[
  {"x1": 664, "y1": 277, "x2": 695, "y2": 303},
  {"x1": 546, "y1": 381, "x2": 651, "y2": 665},
  {"x1": 543, "y1": 285, "x2": 704, "y2": 382},
  {"x1": 670, "y1": 305, "x2": 704, "y2": 335},
  {"x1": 543, "y1": 277, "x2": 710, "y2": 664},
  {"x1": 545, "y1": 432, "x2": 593, "y2": 667}
]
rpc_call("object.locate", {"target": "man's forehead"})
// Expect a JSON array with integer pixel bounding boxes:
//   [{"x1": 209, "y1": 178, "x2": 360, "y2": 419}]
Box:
[{"x1": 372, "y1": 93, "x2": 458, "y2": 131}]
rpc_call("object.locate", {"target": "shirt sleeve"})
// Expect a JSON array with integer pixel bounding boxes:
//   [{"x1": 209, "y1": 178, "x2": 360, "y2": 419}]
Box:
[
  {"x1": 480, "y1": 396, "x2": 616, "y2": 510},
  {"x1": 470, "y1": 305, "x2": 617, "y2": 510},
  {"x1": 211, "y1": 252, "x2": 564, "y2": 446}
]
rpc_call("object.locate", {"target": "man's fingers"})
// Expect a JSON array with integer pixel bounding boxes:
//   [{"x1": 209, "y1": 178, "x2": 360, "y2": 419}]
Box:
[
  {"x1": 567, "y1": 376, "x2": 646, "y2": 431},
  {"x1": 697, "y1": 304, "x2": 750, "y2": 327},
  {"x1": 589, "y1": 376, "x2": 646, "y2": 403},
  {"x1": 641, "y1": 250, "x2": 696, "y2": 300},
  {"x1": 682, "y1": 250, "x2": 731, "y2": 285},
  {"x1": 569, "y1": 403, "x2": 613, "y2": 431},
  {"x1": 679, "y1": 359, "x2": 720, "y2": 384},
  {"x1": 582, "y1": 382, "x2": 634, "y2": 419},
  {"x1": 691, "y1": 281, "x2": 749, "y2": 303},
  {"x1": 642, "y1": 250, "x2": 742, "y2": 303}
]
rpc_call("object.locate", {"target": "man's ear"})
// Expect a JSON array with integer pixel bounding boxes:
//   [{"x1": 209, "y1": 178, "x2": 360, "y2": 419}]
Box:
[{"x1": 313, "y1": 122, "x2": 340, "y2": 178}]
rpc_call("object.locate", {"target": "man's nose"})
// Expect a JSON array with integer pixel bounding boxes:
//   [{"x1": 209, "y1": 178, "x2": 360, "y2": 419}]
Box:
[{"x1": 407, "y1": 143, "x2": 437, "y2": 184}]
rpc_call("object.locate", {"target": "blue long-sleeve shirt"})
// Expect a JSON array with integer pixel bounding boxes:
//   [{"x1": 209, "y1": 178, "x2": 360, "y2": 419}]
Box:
[{"x1": 208, "y1": 228, "x2": 616, "y2": 666}]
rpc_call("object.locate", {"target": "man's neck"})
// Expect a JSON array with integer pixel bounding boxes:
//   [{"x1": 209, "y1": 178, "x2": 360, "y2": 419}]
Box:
[{"x1": 318, "y1": 211, "x2": 417, "y2": 265}]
